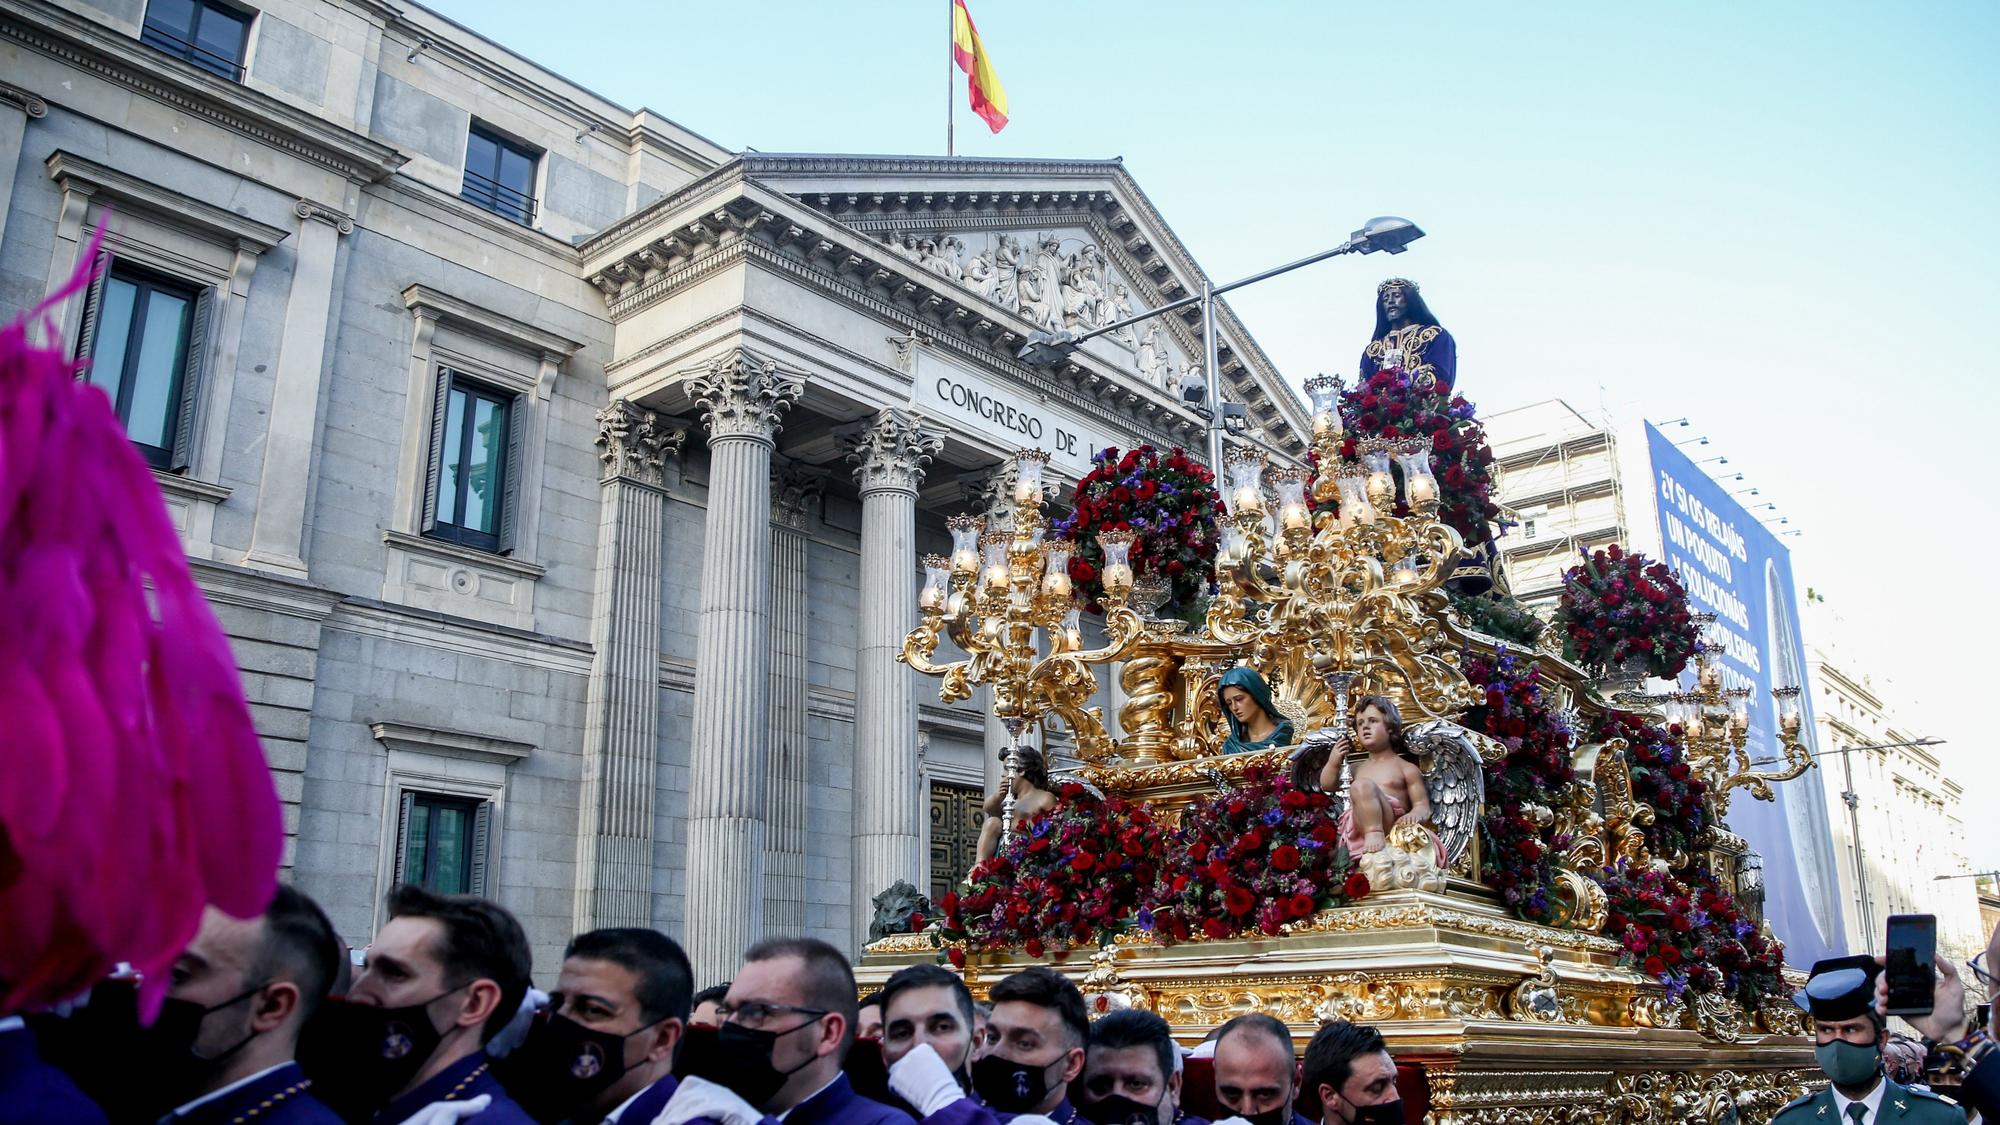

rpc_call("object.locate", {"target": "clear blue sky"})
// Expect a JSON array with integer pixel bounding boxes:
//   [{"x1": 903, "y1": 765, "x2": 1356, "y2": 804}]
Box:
[{"x1": 429, "y1": 0, "x2": 2000, "y2": 865}]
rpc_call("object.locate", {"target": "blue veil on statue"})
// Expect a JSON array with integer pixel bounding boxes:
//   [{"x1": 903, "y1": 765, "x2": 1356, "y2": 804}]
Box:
[{"x1": 1217, "y1": 666, "x2": 1295, "y2": 755}]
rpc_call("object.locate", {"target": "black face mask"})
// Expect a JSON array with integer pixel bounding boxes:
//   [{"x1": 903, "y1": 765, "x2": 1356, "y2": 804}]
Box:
[
  {"x1": 501, "y1": 1011, "x2": 663, "y2": 1119},
  {"x1": 1240, "y1": 1104, "x2": 1292, "y2": 1125},
  {"x1": 296, "y1": 991, "x2": 458, "y2": 1118},
  {"x1": 678, "y1": 1018, "x2": 823, "y2": 1109},
  {"x1": 1336, "y1": 1099, "x2": 1405, "y2": 1125},
  {"x1": 972, "y1": 1052, "x2": 1065, "y2": 1114},
  {"x1": 1080, "y1": 1093, "x2": 1163, "y2": 1125},
  {"x1": 65, "y1": 981, "x2": 265, "y2": 1120}
]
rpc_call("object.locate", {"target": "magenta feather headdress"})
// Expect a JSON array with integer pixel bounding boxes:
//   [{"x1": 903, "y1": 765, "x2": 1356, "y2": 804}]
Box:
[{"x1": 0, "y1": 229, "x2": 281, "y2": 1019}]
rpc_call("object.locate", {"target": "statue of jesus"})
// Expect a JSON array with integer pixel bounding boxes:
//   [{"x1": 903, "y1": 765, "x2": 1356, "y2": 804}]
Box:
[{"x1": 1360, "y1": 278, "x2": 1456, "y2": 392}]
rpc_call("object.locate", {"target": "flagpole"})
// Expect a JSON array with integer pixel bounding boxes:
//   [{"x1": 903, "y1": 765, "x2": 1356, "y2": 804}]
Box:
[{"x1": 945, "y1": 0, "x2": 955, "y2": 155}]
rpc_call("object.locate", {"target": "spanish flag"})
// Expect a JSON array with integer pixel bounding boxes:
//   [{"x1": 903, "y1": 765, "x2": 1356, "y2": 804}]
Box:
[{"x1": 951, "y1": 0, "x2": 1009, "y2": 133}]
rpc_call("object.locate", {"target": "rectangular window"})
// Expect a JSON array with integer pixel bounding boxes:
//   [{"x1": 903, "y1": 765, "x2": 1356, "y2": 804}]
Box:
[
  {"x1": 82, "y1": 263, "x2": 207, "y2": 471},
  {"x1": 423, "y1": 371, "x2": 518, "y2": 553},
  {"x1": 141, "y1": 0, "x2": 252, "y2": 81},
  {"x1": 393, "y1": 792, "x2": 491, "y2": 895},
  {"x1": 462, "y1": 124, "x2": 539, "y2": 225},
  {"x1": 1523, "y1": 518, "x2": 1538, "y2": 540}
]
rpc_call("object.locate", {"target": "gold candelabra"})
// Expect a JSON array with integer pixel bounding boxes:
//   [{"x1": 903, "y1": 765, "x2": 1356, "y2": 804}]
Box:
[
  {"x1": 900, "y1": 449, "x2": 1143, "y2": 842},
  {"x1": 1637, "y1": 615, "x2": 1813, "y2": 817},
  {"x1": 1204, "y1": 376, "x2": 1483, "y2": 731}
]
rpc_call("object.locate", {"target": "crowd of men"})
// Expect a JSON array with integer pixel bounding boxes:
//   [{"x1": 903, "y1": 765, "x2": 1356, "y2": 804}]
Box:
[{"x1": 2, "y1": 881, "x2": 1999, "y2": 1125}]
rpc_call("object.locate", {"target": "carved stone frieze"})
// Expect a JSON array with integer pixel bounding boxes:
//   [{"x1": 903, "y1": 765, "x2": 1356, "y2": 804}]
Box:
[
  {"x1": 841, "y1": 408, "x2": 944, "y2": 496},
  {"x1": 595, "y1": 399, "x2": 686, "y2": 486},
  {"x1": 686, "y1": 352, "x2": 805, "y2": 444}
]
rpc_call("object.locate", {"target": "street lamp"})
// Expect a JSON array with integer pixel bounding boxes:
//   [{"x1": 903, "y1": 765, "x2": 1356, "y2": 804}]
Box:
[
  {"x1": 1820, "y1": 737, "x2": 1947, "y2": 942},
  {"x1": 1018, "y1": 215, "x2": 1425, "y2": 472},
  {"x1": 1698, "y1": 455, "x2": 1730, "y2": 466}
]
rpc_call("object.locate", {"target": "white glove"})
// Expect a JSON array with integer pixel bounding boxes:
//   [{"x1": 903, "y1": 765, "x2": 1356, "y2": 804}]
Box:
[
  {"x1": 1008, "y1": 1117, "x2": 1058, "y2": 1125},
  {"x1": 387, "y1": 1094, "x2": 492, "y2": 1125},
  {"x1": 654, "y1": 1076, "x2": 766, "y2": 1125},
  {"x1": 485, "y1": 987, "x2": 550, "y2": 1059},
  {"x1": 888, "y1": 1043, "x2": 968, "y2": 1117},
  {"x1": 1212, "y1": 1117, "x2": 1253, "y2": 1125}
]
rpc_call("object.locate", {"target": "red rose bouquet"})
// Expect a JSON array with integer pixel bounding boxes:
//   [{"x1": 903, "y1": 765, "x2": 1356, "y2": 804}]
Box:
[
  {"x1": 1327, "y1": 368, "x2": 1503, "y2": 546},
  {"x1": 938, "y1": 784, "x2": 1167, "y2": 956},
  {"x1": 1140, "y1": 766, "x2": 1369, "y2": 943},
  {"x1": 1594, "y1": 710, "x2": 1707, "y2": 861},
  {"x1": 1598, "y1": 862, "x2": 1786, "y2": 1010},
  {"x1": 1554, "y1": 545, "x2": 1699, "y2": 679},
  {"x1": 1054, "y1": 445, "x2": 1221, "y2": 617},
  {"x1": 1462, "y1": 646, "x2": 1576, "y2": 924}
]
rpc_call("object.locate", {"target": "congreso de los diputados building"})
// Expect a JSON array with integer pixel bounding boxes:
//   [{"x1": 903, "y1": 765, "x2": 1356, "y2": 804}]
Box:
[{"x1": 0, "y1": 0, "x2": 1314, "y2": 981}]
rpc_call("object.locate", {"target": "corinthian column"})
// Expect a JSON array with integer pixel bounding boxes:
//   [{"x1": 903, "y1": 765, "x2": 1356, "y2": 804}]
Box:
[
  {"x1": 843, "y1": 410, "x2": 943, "y2": 944},
  {"x1": 764, "y1": 460, "x2": 824, "y2": 934},
  {"x1": 683, "y1": 353, "x2": 804, "y2": 983},
  {"x1": 574, "y1": 401, "x2": 685, "y2": 931}
]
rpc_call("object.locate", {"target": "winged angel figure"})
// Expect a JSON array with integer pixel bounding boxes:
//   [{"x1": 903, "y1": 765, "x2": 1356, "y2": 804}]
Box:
[{"x1": 1300, "y1": 716, "x2": 1502, "y2": 891}]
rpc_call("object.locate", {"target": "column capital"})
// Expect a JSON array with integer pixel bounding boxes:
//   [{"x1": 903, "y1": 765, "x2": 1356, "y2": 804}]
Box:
[
  {"x1": 842, "y1": 409, "x2": 943, "y2": 497},
  {"x1": 687, "y1": 351, "x2": 805, "y2": 445},
  {"x1": 960, "y1": 463, "x2": 1016, "y2": 520},
  {"x1": 294, "y1": 198, "x2": 355, "y2": 235},
  {"x1": 596, "y1": 399, "x2": 687, "y2": 486},
  {"x1": 771, "y1": 459, "x2": 827, "y2": 530}
]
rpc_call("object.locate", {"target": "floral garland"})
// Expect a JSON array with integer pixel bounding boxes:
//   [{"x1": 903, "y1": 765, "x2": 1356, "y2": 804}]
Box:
[
  {"x1": 1332, "y1": 368, "x2": 1503, "y2": 546},
  {"x1": 1140, "y1": 767, "x2": 1370, "y2": 942},
  {"x1": 938, "y1": 784, "x2": 1167, "y2": 960},
  {"x1": 1462, "y1": 647, "x2": 1575, "y2": 924},
  {"x1": 1594, "y1": 710, "x2": 1708, "y2": 861},
  {"x1": 1554, "y1": 545, "x2": 1699, "y2": 679},
  {"x1": 1052, "y1": 446, "x2": 1221, "y2": 617},
  {"x1": 1598, "y1": 861, "x2": 1787, "y2": 1009}
]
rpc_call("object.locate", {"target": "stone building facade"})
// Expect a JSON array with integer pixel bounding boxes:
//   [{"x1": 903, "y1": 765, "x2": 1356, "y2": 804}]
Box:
[{"x1": 0, "y1": 0, "x2": 1307, "y2": 981}]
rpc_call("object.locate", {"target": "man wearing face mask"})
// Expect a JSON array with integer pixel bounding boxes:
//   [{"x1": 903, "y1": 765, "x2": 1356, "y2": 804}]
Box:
[
  {"x1": 873, "y1": 965, "x2": 990, "y2": 1125},
  {"x1": 501, "y1": 928, "x2": 690, "y2": 1124},
  {"x1": 970, "y1": 967, "x2": 1087, "y2": 1124},
  {"x1": 1770, "y1": 957, "x2": 1960, "y2": 1125},
  {"x1": 304, "y1": 884, "x2": 534, "y2": 1124},
  {"x1": 1210, "y1": 1016, "x2": 1306, "y2": 1125},
  {"x1": 665, "y1": 937, "x2": 906, "y2": 1125},
  {"x1": 110, "y1": 886, "x2": 344, "y2": 1125},
  {"x1": 1298, "y1": 1022, "x2": 1401, "y2": 1125},
  {"x1": 1077, "y1": 1010, "x2": 1202, "y2": 1125}
]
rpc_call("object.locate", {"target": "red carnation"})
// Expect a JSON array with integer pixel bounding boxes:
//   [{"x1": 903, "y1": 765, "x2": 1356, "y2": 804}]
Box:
[
  {"x1": 1271, "y1": 845, "x2": 1301, "y2": 872},
  {"x1": 1343, "y1": 872, "x2": 1372, "y2": 900},
  {"x1": 947, "y1": 947, "x2": 966, "y2": 968},
  {"x1": 1024, "y1": 937, "x2": 1044, "y2": 958},
  {"x1": 1201, "y1": 918, "x2": 1232, "y2": 940},
  {"x1": 1223, "y1": 885, "x2": 1256, "y2": 917},
  {"x1": 1288, "y1": 893, "x2": 1316, "y2": 918}
]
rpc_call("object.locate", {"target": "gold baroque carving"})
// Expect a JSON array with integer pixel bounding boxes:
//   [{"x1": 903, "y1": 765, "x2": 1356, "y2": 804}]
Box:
[
  {"x1": 1421, "y1": 1067, "x2": 1819, "y2": 1125},
  {"x1": 1278, "y1": 901, "x2": 1623, "y2": 955}
]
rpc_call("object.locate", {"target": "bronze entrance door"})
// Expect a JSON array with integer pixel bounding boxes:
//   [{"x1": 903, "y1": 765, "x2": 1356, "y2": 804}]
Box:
[{"x1": 929, "y1": 782, "x2": 984, "y2": 902}]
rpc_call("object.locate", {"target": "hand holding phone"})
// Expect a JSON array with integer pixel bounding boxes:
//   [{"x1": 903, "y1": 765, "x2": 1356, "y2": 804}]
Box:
[{"x1": 1884, "y1": 914, "x2": 1939, "y2": 1017}]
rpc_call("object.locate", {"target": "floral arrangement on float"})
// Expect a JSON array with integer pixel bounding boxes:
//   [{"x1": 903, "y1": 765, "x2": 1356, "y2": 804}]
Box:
[
  {"x1": 1053, "y1": 445, "x2": 1221, "y2": 618},
  {"x1": 1138, "y1": 766, "x2": 1370, "y2": 942},
  {"x1": 938, "y1": 784, "x2": 1168, "y2": 961},
  {"x1": 1553, "y1": 545, "x2": 1699, "y2": 679},
  {"x1": 1461, "y1": 647, "x2": 1575, "y2": 924},
  {"x1": 1307, "y1": 367, "x2": 1504, "y2": 546},
  {"x1": 1597, "y1": 861, "x2": 1786, "y2": 1010},
  {"x1": 1594, "y1": 710, "x2": 1708, "y2": 861}
]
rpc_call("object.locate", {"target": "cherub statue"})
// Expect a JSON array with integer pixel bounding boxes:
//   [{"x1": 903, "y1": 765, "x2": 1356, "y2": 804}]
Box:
[
  {"x1": 1318, "y1": 695, "x2": 1444, "y2": 861},
  {"x1": 975, "y1": 744, "x2": 1056, "y2": 866}
]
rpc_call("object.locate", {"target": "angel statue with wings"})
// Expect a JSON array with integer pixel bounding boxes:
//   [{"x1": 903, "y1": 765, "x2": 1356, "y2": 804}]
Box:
[{"x1": 1317, "y1": 695, "x2": 1445, "y2": 863}]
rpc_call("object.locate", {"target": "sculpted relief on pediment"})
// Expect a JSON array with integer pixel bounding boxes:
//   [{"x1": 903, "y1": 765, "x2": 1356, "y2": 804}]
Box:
[{"x1": 881, "y1": 228, "x2": 1196, "y2": 395}]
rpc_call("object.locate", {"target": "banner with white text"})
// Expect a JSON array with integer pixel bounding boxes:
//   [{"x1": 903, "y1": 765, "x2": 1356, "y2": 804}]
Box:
[{"x1": 1644, "y1": 423, "x2": 1846, "y2": 963}]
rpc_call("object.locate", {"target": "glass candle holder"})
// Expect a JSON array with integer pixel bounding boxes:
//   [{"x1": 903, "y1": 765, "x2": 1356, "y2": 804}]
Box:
[
  {"x1": 1041, "y1": 540, "x2": 1073, "y2": 600},
  {"x1": 1220, "y1": 524, "x2": 1248, "y2": 568},
  {"x1": 920, "y1": 554, "x2": 950, "y2": 612},
  {"x1": 1395, "y1": 441, "x2": 1439, "y2": 508},
  {"x1": 1062, "y1": 606, "x2": 1082, "y2": 651},
  {"x1": 1013, "y1": 449, "x2": 1050, "y2": 506},
  {"x1": 1272, "y1": 468, "x2": 1311, "y2": 533},
  {"x1": 1337, "y1": 470, "x2": 1376, "y2": 526},
  {"x1": 1098, "y1": 529, "x2": 1136, "y2": 593},
  {"x1": 980, "y1": 531, "x2": 1012, "y2": 595},
  {"x1": 1773, "y1": 686, "x2": 1803, "y2": 739},
  {"x1": 948, "y1": 515, "x2": 982, "y2": 576},
  {"x1": 1224, "y1": 447, "x2": 1268, "y2": 516},
  {"x1": 1729, "y1": 702, "x2": 1750, "y2": 739},
  {"x1": 1391, "y1": 555, "x2": 1420, "y2": 586},
  {"x1": 1361, "y1": 442, "x2": 1396, "y2": 511},
  {"x1": 1304, "y1": 375, "x2": 1344, "y2": 441}
]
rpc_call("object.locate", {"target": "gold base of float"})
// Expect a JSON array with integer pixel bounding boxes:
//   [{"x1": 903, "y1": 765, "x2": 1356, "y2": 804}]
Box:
[{"x1": 860, "y1": 890, "x2": 1816, "y2": 1124}]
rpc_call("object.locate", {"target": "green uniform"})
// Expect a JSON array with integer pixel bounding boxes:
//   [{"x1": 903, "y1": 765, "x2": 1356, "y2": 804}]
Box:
[{"x1": 1769, "y1": 1078, "x2": 1964, "y2": 1125}]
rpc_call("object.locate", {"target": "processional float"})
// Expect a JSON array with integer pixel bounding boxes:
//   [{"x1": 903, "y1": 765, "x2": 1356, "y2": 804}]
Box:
[{"x1": 870, "y1": 379, "x2": 1823, "y2": 1124}]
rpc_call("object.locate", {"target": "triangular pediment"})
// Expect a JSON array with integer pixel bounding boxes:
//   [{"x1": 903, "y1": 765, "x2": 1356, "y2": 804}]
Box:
[{"x1": 742, "y1": 155, "x2": 1308, "y2": 456}]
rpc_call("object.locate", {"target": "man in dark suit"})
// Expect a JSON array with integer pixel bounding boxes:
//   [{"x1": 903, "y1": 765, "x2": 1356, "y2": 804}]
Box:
[
  {"x1": 0, "y1": 1013, "x2": 105, "y2": 1124},
  {"x1": 155, "y1": 885, "x2": 346, "y2": 1124},
  {"x1": 1298, "y1": 1022, "x2": 1400, "y2": 1125},
  {"x1": 1079, "y1": 1009, "x2": 1204, "y2": 1125}
]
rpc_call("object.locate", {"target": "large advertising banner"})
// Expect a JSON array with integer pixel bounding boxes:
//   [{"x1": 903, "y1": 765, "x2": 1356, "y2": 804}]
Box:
[{"x1": 1644, "y1": 424, "x2": 1847, "y2": 964}]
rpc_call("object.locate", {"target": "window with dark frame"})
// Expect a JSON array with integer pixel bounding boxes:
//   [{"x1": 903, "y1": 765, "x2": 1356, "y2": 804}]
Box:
[
  {"x1": 462, "y1": 124, "x2": 539, "y2": 225},
  {"x1": 424, "y1": 371, "x2": 517, "y2": 553},
  {"x1": 82, "y1": 262, "x2": 207, "y2": 471},
  {"x1": 394, "y1": 792, "x2": 489, "y2": 896},
  {"x1": 141, "y1": 0, "x2": 253, "y2": 81}
]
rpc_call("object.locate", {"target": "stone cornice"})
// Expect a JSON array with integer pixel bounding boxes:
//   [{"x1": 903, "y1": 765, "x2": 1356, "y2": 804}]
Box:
[
  {"x1": 45, "y1": 150, "x2": 291, "y2": 250},
  {"x1": 3, "y1": 0, "x2": 405, "y2": 182},
  {"x1": 402, "y1": 284, "x2": 584, "y2": 360},
  {"x1": 579, "y1": 160, "x2": 749, "y2": 256},
  {"x1": 369, "y1": 720, "x2": 534, "y2": 765}
]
